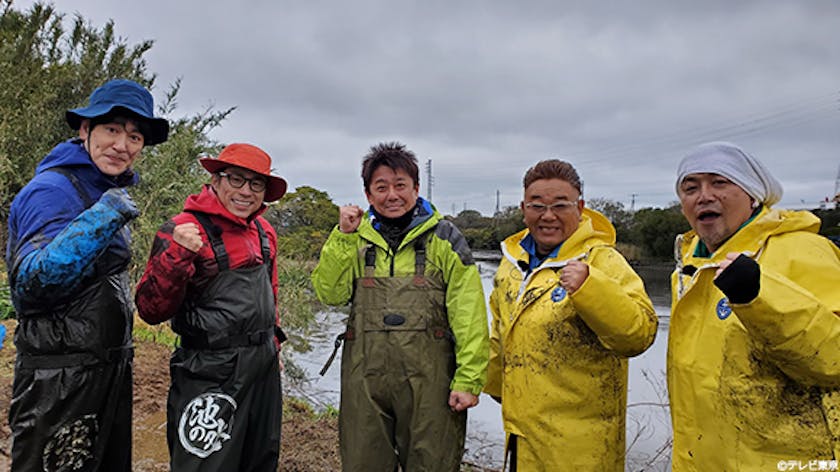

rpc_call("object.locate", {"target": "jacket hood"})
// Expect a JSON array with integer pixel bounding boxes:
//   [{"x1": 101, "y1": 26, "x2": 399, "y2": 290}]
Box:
[
  {"x1": 34, "y1": 139, "x2": 139, "y2": 187},
  {"x1": 501, "y1": 207, "x2": 615, "y2": 266},
  {"x1": 183, "y1": 184, "x2": 268, "y2": 227},
  {"x1": 676, "y1": 206, "x2": 821, "y2": 265}
]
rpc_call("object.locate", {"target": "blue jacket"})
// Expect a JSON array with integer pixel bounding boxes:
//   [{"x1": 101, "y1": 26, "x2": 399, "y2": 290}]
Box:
[{"x1": 6, "y1": 139, "x2": 138, "y2": 312}]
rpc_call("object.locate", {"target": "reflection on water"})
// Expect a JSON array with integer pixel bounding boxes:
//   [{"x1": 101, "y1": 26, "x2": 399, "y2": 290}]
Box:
[
  {"x1": 288, "y1": 258, "x2": 675, "y2": 471},
  {"x1": 633, "y1": 262, "x2": 675, "y2": 309}
]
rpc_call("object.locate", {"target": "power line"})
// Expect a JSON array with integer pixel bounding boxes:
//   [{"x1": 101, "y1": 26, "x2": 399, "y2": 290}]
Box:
[{"x1": 570, "y1": 96, "x2": 840, "y2": 167}]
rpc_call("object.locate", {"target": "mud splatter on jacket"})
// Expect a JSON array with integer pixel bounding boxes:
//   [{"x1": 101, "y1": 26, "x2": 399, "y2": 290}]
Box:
[
  {"x1": 6, "y1": 139, "x2": 137, "y2": 312},
  {"x1": 5, "y1": 138, "x2": 138, "y2": 472},
  {"x1": 134, "y1": 185, "x2": 279, "y2": 329},
  {"x1": 485, "y1": 208, "x2": 657, "y2": 471},
  {"x1": 670, "y1": 207, "x2": 840, "y2": 471}
]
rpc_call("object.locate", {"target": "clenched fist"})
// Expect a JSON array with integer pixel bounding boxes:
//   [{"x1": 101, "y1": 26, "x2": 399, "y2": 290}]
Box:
[
  {"x1": 173, "y1": 222, "x2": 203, "y2": 253},
  {"x1": 339, "y1": 205, "x2": 364, "y2": 233},
  {"x1": 560, "y1": 260, "x2": 589, "y2": 294}
]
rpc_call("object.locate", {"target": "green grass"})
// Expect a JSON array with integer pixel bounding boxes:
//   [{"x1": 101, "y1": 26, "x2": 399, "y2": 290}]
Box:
[{"x1": 133, "y1": 320, "x2": 179, "y2": 346}]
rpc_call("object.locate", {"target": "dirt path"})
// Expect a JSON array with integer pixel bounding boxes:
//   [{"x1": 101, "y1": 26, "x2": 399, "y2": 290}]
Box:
[{"x1": 0, "y1": 319, "x2": 341, "y2": 471}]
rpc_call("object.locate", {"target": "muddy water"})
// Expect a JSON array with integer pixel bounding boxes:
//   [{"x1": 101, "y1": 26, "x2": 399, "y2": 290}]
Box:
[{"x1": 290, "y1": 259, "x2": 675, "y2": 471}]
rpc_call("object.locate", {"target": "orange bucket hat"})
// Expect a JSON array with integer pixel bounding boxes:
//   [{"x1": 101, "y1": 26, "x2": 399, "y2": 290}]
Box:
[{"x1": 199, "y1": 143, "x2": 288, "y2": 202}]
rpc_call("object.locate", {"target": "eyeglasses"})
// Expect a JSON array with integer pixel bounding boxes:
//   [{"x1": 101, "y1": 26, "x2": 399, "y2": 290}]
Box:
[
  {"x1": 218, "y1": 171, "x2": 267, "y2": 193},
  {"x1": 524, "y1": 200, "x2": 579, "y2": 214}
]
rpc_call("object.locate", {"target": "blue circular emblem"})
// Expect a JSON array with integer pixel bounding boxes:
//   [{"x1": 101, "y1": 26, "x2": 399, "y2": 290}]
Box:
[
  {"x1": 551, "y1": 286, "x2": 567, "y2": 303},
  {"x1": 716, "y1": 298, "x2": 732, "y2": 320}
]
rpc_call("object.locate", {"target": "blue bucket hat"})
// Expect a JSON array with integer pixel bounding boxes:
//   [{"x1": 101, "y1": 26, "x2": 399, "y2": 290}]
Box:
[{"x1": 66, "y1": 79, "x2": 170, "y2": 146}]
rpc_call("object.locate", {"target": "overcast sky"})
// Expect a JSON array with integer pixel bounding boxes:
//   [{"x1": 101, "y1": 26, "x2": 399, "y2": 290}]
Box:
[{"x1": 18, "y1": 1, "x2": 840, "y2": 215}]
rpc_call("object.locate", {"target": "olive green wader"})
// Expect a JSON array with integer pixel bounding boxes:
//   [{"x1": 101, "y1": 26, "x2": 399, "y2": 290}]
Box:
[{"x1": 339, "y1": 235, "x2": 467, "y2": 471}]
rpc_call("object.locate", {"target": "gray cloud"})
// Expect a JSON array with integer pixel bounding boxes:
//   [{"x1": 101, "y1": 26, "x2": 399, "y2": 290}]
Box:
[{"x1": 33, "y1": 0, "x2": 840, "y2": 214}]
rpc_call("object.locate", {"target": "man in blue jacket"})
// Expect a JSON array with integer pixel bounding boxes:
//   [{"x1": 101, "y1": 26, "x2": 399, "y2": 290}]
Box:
[{"x1": 5, "y1": 79, "x2": 169, "y2": 472}]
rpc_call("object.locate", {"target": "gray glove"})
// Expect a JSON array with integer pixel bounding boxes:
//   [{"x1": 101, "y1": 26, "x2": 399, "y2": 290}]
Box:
[{"x1": 99, "y1": 188, "x2": 140, "y2": 220}]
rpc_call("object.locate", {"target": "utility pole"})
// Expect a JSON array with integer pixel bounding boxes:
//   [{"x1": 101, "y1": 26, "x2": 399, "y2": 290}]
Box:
[{"x1": 425, "y1": 159, "x2": 433, "y2": 202}]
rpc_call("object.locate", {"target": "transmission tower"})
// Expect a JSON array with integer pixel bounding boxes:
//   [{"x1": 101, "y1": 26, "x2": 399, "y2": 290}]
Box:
[
  {"x1": 425, "y1": 159, "x2": 433, "y2": 202},
  {"x1": 495, "y1": 190, "x2": 500, "y2": 214},
  {"x1": 834, "y1": 164, "x2": 840, "y2": 202}
]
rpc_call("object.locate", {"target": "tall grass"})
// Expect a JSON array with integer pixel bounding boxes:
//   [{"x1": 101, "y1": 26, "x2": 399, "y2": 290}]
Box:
[{"x1": 0, "y1": 260, "x2": 14, "y2": 320}]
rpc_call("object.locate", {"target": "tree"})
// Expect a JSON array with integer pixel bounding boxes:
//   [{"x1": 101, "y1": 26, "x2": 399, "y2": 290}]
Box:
[
  {"x1": 813, "y1": 207, "x2": 840, "y2": 237},
  {"x1": 492, "y1": 205, "x2": 525, "y2": 243},
  {"x1": 587, "y1": 197, "x2": 632, "y2": 242},
  {"x1": 629, "y1": 204, "x2": 690, "y2": 260},
  {"x1": 452, "y1": 209, "x2": 485, "y2": 229},
  {"x1": 263, "y1": 186, "x2": 339, "y2": 259}
]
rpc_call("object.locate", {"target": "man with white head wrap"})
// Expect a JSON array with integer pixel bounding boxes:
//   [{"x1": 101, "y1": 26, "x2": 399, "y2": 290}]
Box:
[{"x1": 668, "y1": 141, "x2": 840, "y2": 471}]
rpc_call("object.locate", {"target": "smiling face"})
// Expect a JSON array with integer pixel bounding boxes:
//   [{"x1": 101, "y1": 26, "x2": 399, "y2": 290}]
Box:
[
  {"x1": 79, "y1": 118, "x2": 145, "y2": 176},
  {"x1": 211, "y1": 166, "x2": 267, "y2": 218},
  {"x1": 521, "y1": 178, "x2": 584, "y2": 255},
  {"x1": 678, "y1": 173, "x2": 754, "y2": 252},
  {"x1": 365, "y1": 165, "x2": 419, "y2": 219}
]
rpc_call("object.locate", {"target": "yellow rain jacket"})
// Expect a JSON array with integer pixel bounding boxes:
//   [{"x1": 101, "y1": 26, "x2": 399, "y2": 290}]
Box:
[
  {"x1": 669, "y1": 207, "x2": 840, "y2": 471},
  {"x1": 485, "y1": 208, "x2": 657, "y2": 471}
]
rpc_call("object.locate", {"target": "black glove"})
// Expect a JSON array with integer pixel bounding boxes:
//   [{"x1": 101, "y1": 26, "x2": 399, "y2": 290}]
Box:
[{"x1": 714, "y1": 254, "x2": 760, "y2": 304}]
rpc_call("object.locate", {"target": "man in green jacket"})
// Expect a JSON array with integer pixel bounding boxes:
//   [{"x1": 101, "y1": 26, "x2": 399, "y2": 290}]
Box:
[{"x1": 311, "y1": 142, "x2": 489, "y2": 471}]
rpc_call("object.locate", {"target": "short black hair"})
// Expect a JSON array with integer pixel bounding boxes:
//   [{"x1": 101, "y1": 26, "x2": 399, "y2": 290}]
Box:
[
  {"x1": 361, "y1": 142, "x2": 419, "y2": 191},
  {"x1": 523, "y1": 159, "x2": 583, "y2": 196}
]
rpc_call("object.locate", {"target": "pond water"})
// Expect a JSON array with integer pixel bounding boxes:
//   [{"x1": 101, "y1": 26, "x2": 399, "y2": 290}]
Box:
[{"x1": 286, "y1": 257, "x2": 675, "y2": 471}]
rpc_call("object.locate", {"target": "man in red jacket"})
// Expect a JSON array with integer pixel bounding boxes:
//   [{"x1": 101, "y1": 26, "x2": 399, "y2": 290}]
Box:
[{"x1": 135, "y1": 143, "x2": 287, "y2": 472}]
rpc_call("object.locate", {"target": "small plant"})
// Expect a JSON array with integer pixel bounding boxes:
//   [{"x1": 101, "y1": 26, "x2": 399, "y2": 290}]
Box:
[
  {"x1": 0, "y1": 283, "x2": 14, "y2": 320},
  {"x1": 316, "y1": 404, "x2": 339, "y2": 420},
  {"x1": 132, "y1": 317, "x2": 179, "y2": 346}
]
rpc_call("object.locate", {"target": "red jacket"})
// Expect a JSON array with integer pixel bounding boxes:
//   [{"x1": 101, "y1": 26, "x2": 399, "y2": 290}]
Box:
[{"x1": 136, "y1": 185, "x2": 279, "y2": 332}]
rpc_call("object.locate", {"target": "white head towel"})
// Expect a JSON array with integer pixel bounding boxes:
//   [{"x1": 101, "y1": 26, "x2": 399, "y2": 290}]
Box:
[{"x1": 676, "y1": 141, "x2": 783, "y2": 206}]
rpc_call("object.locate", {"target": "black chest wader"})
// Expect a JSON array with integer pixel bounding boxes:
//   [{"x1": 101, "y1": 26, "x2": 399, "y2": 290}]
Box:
[
  {"x1": 338, "y1": 233, "x2": 467, "y2": 472},
  {"x1": 9, "y1": 167, "x2": 134, "y2": 472},
  {"x1": 166, "y1": 212, "x2": 281, "y2": 472}
]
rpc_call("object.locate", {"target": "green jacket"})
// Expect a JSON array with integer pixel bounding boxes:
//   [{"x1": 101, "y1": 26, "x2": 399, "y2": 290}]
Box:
[{"x1": 311, "y1": 205, "x2": 489, "y2": 395}]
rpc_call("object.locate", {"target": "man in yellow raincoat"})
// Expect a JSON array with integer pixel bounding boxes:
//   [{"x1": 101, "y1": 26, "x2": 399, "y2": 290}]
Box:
[
  {"x1": 670, "y1": 141, "x2": 840, "y2": 471},
  {"x1": 485, "y1": 159, "x2": 657, "y2": 471}
]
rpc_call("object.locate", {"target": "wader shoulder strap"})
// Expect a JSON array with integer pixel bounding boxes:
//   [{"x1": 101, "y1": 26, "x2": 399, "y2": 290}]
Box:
[
  {"x1": 414, "y1": 232, "x2": 428, "y2": 276},
  {"x1": 44, "y1": 167, "x2": 95, "y2": 208},
  {"x1": 253, "y1": 219, "x2": 271, "y2": 267},
  {"x1": 186, "y1": 211, "x2": 229, "y2": 272},
  {"x1": 413, "y1": 232, "x2": 429, "y2": 286},
  {"x1": 364, "y1": 244, "x2": 376, "y2": 278},
  {"x1": 362, "y1": 228, "x2": 433, "y2": 278}
]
